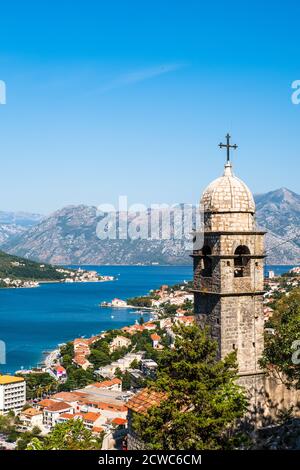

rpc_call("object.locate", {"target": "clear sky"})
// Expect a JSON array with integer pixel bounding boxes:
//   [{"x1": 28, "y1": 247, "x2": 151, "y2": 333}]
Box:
[{"x1": 0, "y1": 0, "x2": 300, "y2": 214}]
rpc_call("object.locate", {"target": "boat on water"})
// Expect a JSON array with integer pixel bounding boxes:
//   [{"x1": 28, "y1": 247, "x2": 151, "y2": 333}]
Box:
[{"x1": 111, "y1": 315, "x2": 114, "y2": 319}]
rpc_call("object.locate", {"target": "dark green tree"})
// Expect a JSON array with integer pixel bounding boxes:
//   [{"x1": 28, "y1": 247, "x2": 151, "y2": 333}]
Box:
[
  {"x1": 260, "y1": 288, "x2": 300, "y2": 389},
  {"x1": 27, "y1": 419, "x2": 103, "y2": 450},
  {"x1": 132, "y1": 324, "x2": 248, "y2": 450}
]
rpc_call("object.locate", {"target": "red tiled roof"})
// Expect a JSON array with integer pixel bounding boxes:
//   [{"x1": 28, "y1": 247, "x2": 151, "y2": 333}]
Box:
[
  {"x1": 21, "y1": 407, "x2": 42, "y2": 417},
  {"x1": 83, "y1": 412, "x2": 101, "y2": 422},
  {"x1": 112, "y1": 417, "x2": 127, "y2": 425},
  {"x1": 92, "y1": 426, "x2": 104, "y2": 433},
  {"x1": 177, "y1": 316, "x2": 195, "y2": 324},
  {"x1": 54, "y1": 365, "x2": 66, "y2": 373},
  {"x1": 144, "y1": 323, "x2": 156, "y2": 328},
  {"x1": 45, "y1": 401, "x2": 72, "y2": 412},
  {"x1": 150, "y1": 333, "x2": 161, "y2": 341},
  {"x1": 92, "y1": 378, "x2": 122, "y2": 388},
  {"x1": 38, "y1": 399, "x2": 56, "y2": 408},
  {"x1": 51, "y1": 392, "x2": 81, "y2": 402},
  {"x1": 127, "y1": 388, "x2": 166, "y2": 415},
  {"x1": 59, "y1": 413, "x2": 76, "y2": 420}
]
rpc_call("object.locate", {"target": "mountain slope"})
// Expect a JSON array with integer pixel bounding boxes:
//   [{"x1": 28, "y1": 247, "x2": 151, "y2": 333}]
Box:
[
  {"x1": 255, "y1": 188, "x2": 300, "y2": 264},
  {"x1": 1, "y1": 205, "x2": 191, "y2": 265},
  {"x1": 2, "y1": 189, "x2": 300, "y2": 265},
  {"x1": 0, "y1": 211, "x2": 43, "y2": 245}
]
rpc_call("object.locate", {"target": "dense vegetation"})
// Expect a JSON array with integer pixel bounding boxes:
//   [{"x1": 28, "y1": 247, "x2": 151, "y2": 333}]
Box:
[
  {"x1": 0, "y1": 250, "x2": 66, "y2": 282},
  {"x1": 26, "y1": 419, "x2": 103, "y2": 450},
  {"x1": 127, "y1": 296, "x2": 153, "y2": 307},
  {"x1": 17, "y1": 372, "x2": 58, "y2": 400},
  {"x1": 261, "y1": 287, "x2": 300, "y2": 389},
  {"x1": 0, "y1": 411, "x2": 42, "y2": 449},
  {"x1": 132, "y1": 324, "x2": 248, "y2": 450}
]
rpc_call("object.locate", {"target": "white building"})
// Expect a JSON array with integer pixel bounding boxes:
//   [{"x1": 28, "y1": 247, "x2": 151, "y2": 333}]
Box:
[
  {"x1": 111, "y1": 298, "x2": 128, "y2": 308},
  {"x1": 42, "y1": 400, "x2": 73, "y2": 428},
  {"x1": 0, "y1": 375, "x2": 26, "y2": 415},
  {"x1": 19, "y1": 407, "x2": 43, "y2": 430},
  {"x1": 95, "y1": 352, "x2": 144, "y2": 379},
  {"x1": 109, "y1": 336, "x2": 131, "y2": 352}
]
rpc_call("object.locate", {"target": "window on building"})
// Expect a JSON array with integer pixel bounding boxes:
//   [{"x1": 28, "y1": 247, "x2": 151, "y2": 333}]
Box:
[
  {"x1": 234, "y1": 245, "x2": 251, "y2": 277},
  {"x1": 201, "y1": 245, "x2": 212, "y2": 277}
]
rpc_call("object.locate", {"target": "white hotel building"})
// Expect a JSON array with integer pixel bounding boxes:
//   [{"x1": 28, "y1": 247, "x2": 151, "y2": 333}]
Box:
[{"x1": 0, "y1": 375, "x2": 26, "y2": 415}]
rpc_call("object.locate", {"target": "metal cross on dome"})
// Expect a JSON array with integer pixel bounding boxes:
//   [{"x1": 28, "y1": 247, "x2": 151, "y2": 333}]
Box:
[{"x1": 219, "y1": 133, "x2": 238, "y2": 163}]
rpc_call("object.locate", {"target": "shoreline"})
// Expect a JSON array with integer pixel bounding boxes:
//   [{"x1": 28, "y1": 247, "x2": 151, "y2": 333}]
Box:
[
  {"x1": 7, "y1": 264, "x2": 297, "y2": 375},
  {"x1": 0, "y1": 277, "x2": 115, "y2": 290}
]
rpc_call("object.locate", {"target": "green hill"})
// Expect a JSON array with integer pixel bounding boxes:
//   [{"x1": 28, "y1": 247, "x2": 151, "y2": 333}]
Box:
[{"x1": 0, "y1": 250, "x2": 66, "y2": 287}]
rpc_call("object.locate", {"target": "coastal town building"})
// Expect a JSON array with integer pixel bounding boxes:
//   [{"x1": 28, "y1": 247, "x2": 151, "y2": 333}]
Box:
[
  {"x1": 174, "y1": 315, "x2": 195, "y2": 326},
  {"x1": 111, "y1": 298, "x2": 128, "y2": 308},
  {"x1": 95, "y1": 352, "x2": 145, "y2": 379},
  {"x1": 72, "y1": 336, "x2": 100, "y2": 370},
  {"x1": 43, "y1": 400, "x2": 73, "y2": 428},
  {"x1": 121, "y1": 320, "x2": 157, "y2": 336},
  {"x1": 150, "y1": 333, "x2": 161, "y2": 349},
  {"x1": 0, "y1": 375, "x2": 26, "y2": 415},
  {"x1": 48, "y1": 364, "x2": 67, "y2": 381},
  {"x1": 109, "y1": 335, "x2": 131, "y2": 352},
  {"x1": 85, "y1": 378, "x2": 122, "y2": 392},
  {"x1": 140, "y1": 359, "x2": 158, "y2": 379},
  {"x1": 19, "y1": 407, "x2": 43, "y2": 430}
]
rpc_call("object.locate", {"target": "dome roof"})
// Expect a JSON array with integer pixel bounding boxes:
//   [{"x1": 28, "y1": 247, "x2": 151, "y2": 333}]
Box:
[{"x1": 201, "y1": 163, "x2": 255, "y2": 213}]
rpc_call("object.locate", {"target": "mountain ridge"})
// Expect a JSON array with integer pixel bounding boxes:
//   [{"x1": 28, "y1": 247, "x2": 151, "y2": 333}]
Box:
[{"x1": 1, "y1": 188, "x2": 300, "y2": 265}]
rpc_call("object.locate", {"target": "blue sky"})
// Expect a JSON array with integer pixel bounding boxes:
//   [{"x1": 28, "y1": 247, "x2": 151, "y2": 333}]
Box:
[{"x1": 0, "y1": 0, "x2": 300, "y2": 213}]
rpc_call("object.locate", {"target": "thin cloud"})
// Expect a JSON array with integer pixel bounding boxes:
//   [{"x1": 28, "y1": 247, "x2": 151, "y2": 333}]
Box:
[{"x1": 99, "y1": 63, "x2": 184, "y2": 93}]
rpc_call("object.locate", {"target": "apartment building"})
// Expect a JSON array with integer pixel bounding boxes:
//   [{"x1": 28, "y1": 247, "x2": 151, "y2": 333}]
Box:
[{"x1": 0, "y1": 375, "x2": 26, "y2": 415}]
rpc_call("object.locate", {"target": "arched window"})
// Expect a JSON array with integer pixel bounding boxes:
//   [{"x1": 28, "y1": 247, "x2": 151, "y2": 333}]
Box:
[
  {"x1": 201, "y1": 245, "x2": 212, "y2": 277},
  {"x1": 234, "y1": 245, "x2": 251, "y2": 277}
]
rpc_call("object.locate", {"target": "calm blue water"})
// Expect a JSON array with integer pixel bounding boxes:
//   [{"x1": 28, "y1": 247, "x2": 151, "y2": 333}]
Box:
[
  {"x1": 0, "y1": 265, "x2": 192, "y2": 373},
  {"x1": 0, "y1": 264, "x2": 297, "y2": 374}
]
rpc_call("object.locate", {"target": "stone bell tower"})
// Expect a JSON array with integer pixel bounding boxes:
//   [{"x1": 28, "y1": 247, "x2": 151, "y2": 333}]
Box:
[{"x1": 193, "y1": 134, "x2": 265, "y2": 376}]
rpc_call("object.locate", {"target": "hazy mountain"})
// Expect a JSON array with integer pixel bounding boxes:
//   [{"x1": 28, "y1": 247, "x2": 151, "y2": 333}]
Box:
[
  {"x1": 0, "y1": 211, "x2": 44, "y2": 245},
  {"x1": 2, "y1": 189, "x2": 300, "y2": 265},
  {"x1": 0, "y1": 211, "x2": 43, "y2": 227},
  {"x1": 255, "y1": 188, "x2": 300, "y2": 264}
]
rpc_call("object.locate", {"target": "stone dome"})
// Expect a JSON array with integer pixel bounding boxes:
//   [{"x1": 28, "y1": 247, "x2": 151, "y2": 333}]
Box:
[{"x1": 201, "y1": 163, "x2": 255, "y2": 214}]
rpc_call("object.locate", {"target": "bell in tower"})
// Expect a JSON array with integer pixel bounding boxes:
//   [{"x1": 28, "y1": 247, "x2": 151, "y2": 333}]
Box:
[{"x1": 193, "y1": 134, "x2": 266, "y2": 375}]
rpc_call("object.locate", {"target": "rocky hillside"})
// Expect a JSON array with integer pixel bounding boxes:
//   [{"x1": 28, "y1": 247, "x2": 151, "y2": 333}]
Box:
[
  {"x1": 1, "y1": 188, "x2": 300, "y2": 265},
  {"x1": 255, "y1": 188, "x2": 300, "y2": 264},
  {"x1": 1, "y1": 205, "x2": 191, "y2": 265}
]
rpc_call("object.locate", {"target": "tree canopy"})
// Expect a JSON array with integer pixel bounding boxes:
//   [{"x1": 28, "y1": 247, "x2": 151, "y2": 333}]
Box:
[
  {"x1": 27, "y1": 419, "x2": 103, "y2": 450},
  {"x1": 260, "y1": 288, "x2": 300, "y2": 389},
  {"x1": 132, "y1": 323, "x2": 248, "y2": 450}
]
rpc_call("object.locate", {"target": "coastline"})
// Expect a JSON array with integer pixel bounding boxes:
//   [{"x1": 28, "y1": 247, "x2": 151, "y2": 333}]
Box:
[{"x1": 2, "y1": 264, "x2": 295, "y2": 375}]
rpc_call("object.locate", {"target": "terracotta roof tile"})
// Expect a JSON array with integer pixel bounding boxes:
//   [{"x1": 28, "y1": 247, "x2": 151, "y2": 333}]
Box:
[
  {"x1": 21, "y1": 407, "x2": 42, "y2": 417},
  {"x1": 83, "y1": 412, "x2": 101, "y2": 422},
  {"x1": 38, "y1": 399, "x2": 56, "y2": 408},
  {"x1": 45, "y1": 401, "x2": 72, "y2": 412},
  {"x1": 150, "y1": 333, "x2": 161, "y2": 341},
  {"x1": 127, "y1": 388, "x2": 166, "y2": 415},
  {"x1": 92, "y1": 378, "x2": 122, "y2": 388},
  {"x1": 112, "y1": 417, "x2": 127, "y2": 425},
  {"x1": 92, "y1": 426, "x2": 104, "y2": 433}
]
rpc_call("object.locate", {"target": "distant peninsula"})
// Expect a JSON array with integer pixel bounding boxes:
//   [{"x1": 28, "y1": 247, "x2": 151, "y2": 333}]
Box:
[{"x1": 0, "y1": 250, "x2": 113, "y2": 288}]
